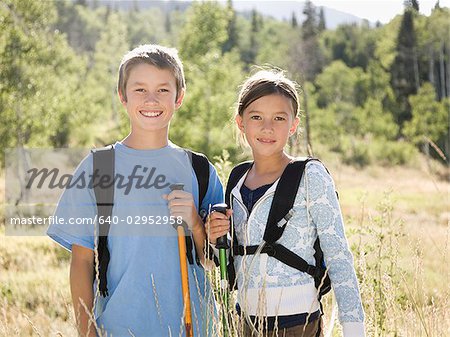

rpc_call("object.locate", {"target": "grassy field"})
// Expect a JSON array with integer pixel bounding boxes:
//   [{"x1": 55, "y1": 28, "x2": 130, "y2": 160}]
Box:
[{"x1": 1, "y1": 156, "x2": 449, "y2": 336}]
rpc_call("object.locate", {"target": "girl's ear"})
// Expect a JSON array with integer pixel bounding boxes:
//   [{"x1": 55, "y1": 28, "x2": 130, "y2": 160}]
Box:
[
  {"x1": 289, "y1": 116, "x2": 300, "y2": 136},
  {"x1": 175, "y1": 89, "x2": 185, "y2": 109},
  {"x1": 235, "y1": 114, "x2": 244, "y2": 132}
]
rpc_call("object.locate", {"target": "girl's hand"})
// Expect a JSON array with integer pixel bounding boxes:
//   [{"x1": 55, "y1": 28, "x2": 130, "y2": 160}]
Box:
[{"x1": 205, "y1": 209, "x2": 232, "y2": 245}]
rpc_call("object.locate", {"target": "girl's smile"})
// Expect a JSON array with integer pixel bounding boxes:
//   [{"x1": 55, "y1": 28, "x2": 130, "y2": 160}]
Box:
[{"x1": 236, "y1": 93, "x2": 299, "y2": 159}]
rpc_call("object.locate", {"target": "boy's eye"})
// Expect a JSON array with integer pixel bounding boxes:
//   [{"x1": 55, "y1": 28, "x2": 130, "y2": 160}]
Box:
[
  {"x1": 158, "y1": 88, "x2": 169, "y2": 93},
  {"x1": 275, "y1": 116, "x2": 286, "y2": 121},
  {"x1": 250, "y1": 115, "x2": 261, "y2": 120},
  {"x1": 135, "y1": 88, "x2": 145, "y2": 93}
]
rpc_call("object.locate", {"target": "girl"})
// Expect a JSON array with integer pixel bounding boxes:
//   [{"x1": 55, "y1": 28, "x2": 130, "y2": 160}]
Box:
[{"x1": 207, "y1": 70, "x2": 365, "y2": 337}]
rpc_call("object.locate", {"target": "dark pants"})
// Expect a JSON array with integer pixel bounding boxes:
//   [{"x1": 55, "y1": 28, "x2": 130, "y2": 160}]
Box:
[{"x1": 241, "y1": 317, "x2": 324, "y2": 337}]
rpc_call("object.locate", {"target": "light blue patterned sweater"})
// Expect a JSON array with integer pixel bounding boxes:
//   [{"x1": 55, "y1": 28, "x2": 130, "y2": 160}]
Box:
[{"x1": 230, "y1": 160, "x2": 365, "y2": 336}]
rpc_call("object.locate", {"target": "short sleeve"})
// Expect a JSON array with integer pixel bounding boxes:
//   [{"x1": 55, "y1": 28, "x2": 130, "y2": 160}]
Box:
[
  {"x1": 46, "y1": 153, "x2": 97, "y2": 251},
  {"x1": 200, "y1": 162, "x2": 224, "y2": 214}
]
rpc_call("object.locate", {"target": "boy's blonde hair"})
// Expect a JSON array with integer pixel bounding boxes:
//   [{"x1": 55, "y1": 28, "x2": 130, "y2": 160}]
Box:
[
  {"x1": 117, "y1": 44, "x2": 185, "y2": 102},
  {"x1": 236, "y1": 69, "x2": 300, "y2": 117}
]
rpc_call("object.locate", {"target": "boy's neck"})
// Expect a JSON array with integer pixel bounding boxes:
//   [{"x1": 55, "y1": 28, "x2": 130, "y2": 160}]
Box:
[{"x1": 121, "y1": 130, "x2": 169, "y2": 150}]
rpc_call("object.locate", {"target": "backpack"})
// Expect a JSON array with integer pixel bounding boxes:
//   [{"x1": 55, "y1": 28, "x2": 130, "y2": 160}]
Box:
[
  {"x1": 224, "y1": 158, "x2": 332, "y2": 301},
  {"x1": 91, "y1": 145, "x2": 210, "y2": 297}
]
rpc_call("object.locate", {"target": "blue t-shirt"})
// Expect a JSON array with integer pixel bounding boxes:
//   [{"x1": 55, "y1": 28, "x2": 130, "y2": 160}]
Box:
[{"x1": 47, "y1": 142, "x2": 224, "y2": 337}]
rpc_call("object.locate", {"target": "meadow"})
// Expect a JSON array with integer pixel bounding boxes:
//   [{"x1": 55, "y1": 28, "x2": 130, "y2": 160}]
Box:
[{"x1": 1, "y1": 155, "x2": 448, "y2": 337}]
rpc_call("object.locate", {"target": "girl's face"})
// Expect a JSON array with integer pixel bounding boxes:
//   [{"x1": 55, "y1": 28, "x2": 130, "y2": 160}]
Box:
[{"x1": 236, "y1": 94, "x2": 299, "y2": 158}]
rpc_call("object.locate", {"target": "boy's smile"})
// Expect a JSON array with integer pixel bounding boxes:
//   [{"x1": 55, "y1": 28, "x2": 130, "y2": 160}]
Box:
[{"x1": 120, "y1": 63, "x2": 184, "y2": 145}]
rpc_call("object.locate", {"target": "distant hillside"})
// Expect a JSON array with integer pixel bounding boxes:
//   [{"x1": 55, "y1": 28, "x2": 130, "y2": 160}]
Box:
[
  {"x1": 83, "y1": 0, "x2": 372, "y2": 28},
  {"x1": 231, "y1": 1, "x2": 371, "y2": 28}
]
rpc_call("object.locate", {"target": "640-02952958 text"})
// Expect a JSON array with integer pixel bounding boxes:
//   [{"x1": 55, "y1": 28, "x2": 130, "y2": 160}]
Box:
[{"x1": 9, "y1": 215, "x2": 183, "y2": 226}]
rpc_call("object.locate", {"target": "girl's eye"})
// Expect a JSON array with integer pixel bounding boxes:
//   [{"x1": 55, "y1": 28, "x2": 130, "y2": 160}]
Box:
[
  {"x1": 135, "y1": 88, "x2": 145, "y2": 93},
  {"x1": 158, "y1": 88, "x2": 169, "y2": 93},
  {"x1": 250, "y1": 115, "x2": 261, "y2": 120},
  {"x1": 275, "y1": 116, "x2": 286, "y2": 121}
]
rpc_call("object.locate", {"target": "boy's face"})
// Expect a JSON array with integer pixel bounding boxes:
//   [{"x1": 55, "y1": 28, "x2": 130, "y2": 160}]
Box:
[{"x1": 120, "y1": 63, "x2": 184, "y2": 136}]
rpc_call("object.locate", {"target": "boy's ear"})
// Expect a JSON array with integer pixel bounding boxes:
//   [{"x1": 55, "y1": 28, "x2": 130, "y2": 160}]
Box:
[
  {"x1": 289, "y1": 116, "x2": 300, "y2": 136},
  {"x1": 235, "y1": 114, "x2": 244, "y2": 132},
  {"x1": 175, "y1": 89, "x2": 185, "y2": 109},
  {"x1": 118, "y1": 90, "x2": 127, "y2": 105}
]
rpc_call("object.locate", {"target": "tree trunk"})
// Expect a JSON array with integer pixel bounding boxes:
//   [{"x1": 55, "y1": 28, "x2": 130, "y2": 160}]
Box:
[
  {"x1": 303, "y1": 88, "x2": 313, "y2": 157},
  {"x1": 413, "y1": 47, "x2": 420, "y2": 91},
  {"x1": 439, "y1": 42, "x2": 446, "y2": 99},
  {"x1": 446, "y1": 41, "x2": 450, "y2": 98},
  {"x1": 428, "y1": 48, "x2": 435, "y2": 87}
]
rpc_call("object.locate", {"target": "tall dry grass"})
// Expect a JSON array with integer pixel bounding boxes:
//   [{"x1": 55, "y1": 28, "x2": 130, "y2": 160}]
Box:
[{"x1": 1, "y1": 158, "x2": 449, "y2": 336}]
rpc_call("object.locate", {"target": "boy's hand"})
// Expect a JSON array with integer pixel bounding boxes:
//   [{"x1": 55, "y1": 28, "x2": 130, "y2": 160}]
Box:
[
  {"x1": 205, "y1": 209, "x2": 232, "y2": 245},
  {"x1": 164, "y1": 190, "x2": 202, "y2": 232}
]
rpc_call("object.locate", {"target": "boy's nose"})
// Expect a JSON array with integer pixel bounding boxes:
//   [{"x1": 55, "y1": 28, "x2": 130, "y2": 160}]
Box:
[{"x1": 144, "y1": 93, "x2": 159, "y2": 104}]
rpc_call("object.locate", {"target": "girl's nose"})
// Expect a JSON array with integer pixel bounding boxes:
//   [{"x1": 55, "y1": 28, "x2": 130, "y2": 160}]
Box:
[{"x1": 262, "y1": 119, "x2": 274, "y2": 131}]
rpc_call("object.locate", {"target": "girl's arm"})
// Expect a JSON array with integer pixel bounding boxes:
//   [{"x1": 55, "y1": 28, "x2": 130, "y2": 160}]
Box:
[
  {"x1": 305, "y1": 161, "x2": 366, "y2": 336},
  {"x1": 71, "y1": 244, "x2": 96, "y2": 337}
]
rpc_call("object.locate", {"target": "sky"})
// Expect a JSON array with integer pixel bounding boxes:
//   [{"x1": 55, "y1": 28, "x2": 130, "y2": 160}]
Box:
[{"x1": 309, "y1": 0, "x2": 449, "y2": 23}]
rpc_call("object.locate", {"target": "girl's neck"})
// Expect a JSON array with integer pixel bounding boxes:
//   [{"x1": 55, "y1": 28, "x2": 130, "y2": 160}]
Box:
[{"x1": 251, "y1": 152, "x2": 292, "y2": 176}]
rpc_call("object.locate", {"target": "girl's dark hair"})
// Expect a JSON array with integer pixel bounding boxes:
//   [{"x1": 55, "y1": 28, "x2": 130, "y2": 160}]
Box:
[{"x1": 236, "y1": 69, "x2": 300, "y2": 117}]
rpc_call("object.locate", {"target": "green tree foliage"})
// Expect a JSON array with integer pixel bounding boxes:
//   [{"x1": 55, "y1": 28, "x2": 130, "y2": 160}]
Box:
[
  {"x1": 171, "y1": 51, "x2": 244, "y2": 159},
  {"x1": 0, "y1": 0, "x2": 85, "y2": 154},
  {"x1": 125, "y1": 8, "x2": 167, "y2": 48},
  {"x1": 416, "y1": 7, "x2": 450, "y2": 100},
  {"x1": 173, "y1": 2, "x2": 244, "y2": 160},
  {"x1": 315, "y1": 61, "x2": 366, "y2": 108},
  {"x1": 323, "y1": 22, "x2": 377, "y2": 70},
  {"x1": 178, "y1": 2, "x2": 228, "y2": 60},
  {"x1": 403, "y1": 83, "x2": 448, "y2": 145},
  {"x1": 1, "y1": 0, "x2": 448, "y2": 166}
]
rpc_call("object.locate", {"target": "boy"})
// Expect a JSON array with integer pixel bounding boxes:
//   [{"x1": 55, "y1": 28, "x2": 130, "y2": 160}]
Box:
[{"x1": 47, "y1": 44, "x2": 223, "y2": 337}]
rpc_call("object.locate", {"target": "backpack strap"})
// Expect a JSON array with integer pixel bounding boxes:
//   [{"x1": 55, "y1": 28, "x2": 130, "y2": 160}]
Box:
[
  {"x1": 186, "y1": 149, "x2": 210, "y2": 265},
  {"x1": 230, "y1": 158, "x2": 332, "y2": 298},
  {"x1": 224, "y1": 161, "x2": 253, "y2": 208},
  {"x1": 263, "y1": 160, "x2": 308, "y2": 243},
  {"x1": 91, "y1": 145, "x2": 115, "y2": 298},
  {"x1": 186, "y1": 150, "x2": 209, "y2": 208},
  {"x1": 223, "y1": 161, "x2": 252, "y2": 289}
]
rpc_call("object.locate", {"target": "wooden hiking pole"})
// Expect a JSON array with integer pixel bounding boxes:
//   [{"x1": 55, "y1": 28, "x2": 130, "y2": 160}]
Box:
[{"x1": 170, "y1": 183, "x2": 193, "y2": 337}]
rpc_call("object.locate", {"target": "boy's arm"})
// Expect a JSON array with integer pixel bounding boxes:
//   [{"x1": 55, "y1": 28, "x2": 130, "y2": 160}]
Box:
[
  {"x1": 191, "y1": 215, "x2": 208, "y2": 266},
  {"x1": 70, "y1": 244, "x2": 96, "y2": 337}
]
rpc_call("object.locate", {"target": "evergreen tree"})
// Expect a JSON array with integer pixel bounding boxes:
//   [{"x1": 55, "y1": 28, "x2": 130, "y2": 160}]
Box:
[
  {"x1": 390, "y1": 8, "x2": 418, "y2": 126},
  {"x1": 165, "y1": 11, "x2": 171, "y2": 33},
  {"x1": 222, "y1": 0, "x2": 239, "y2": 53},
  {"x1": 404, "y1": 0, "x2": 420, "y2": 11},
  {"x1": 318, "y1": 7, "x2": 326, "y2": 32},
  {"x1": 248, "y1": 9, "x2": 260, "y2": 64},
  {"x1": 293, "y1": 0, "x2": 324, "y2": 81},
  {"x1": 291, "y1": 12, "x2": 298, "y2": 28}
]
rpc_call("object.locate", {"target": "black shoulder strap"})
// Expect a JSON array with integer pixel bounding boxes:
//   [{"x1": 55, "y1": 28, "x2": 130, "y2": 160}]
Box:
[
  {"x1": 225, "y1": 161, "x2": 253, "y2": 208},
  {"x1": 91, "y1": 145, "x2": 115, "y2": 297},
  {"x1": 186, "y1": 149, "x2": 211, "y2": 266},
  {"x1": 263, "y1": 159, "x2": 310, "y2": 243},
  {"x1": 223, "y1": 161, "x2": 252, "y2": 289},
  {"x1": 186, "y1": 149, "x2": 210, "y2": 208}
]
